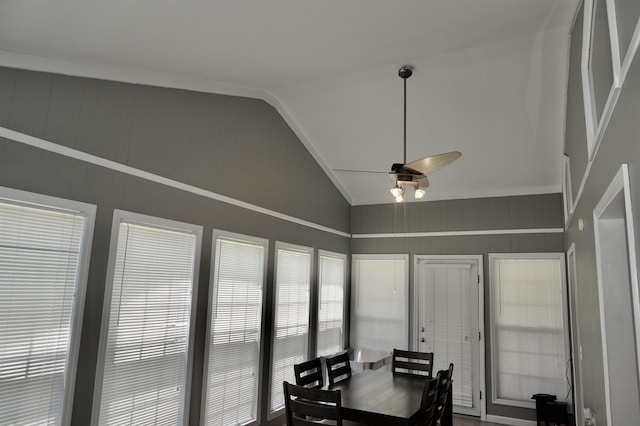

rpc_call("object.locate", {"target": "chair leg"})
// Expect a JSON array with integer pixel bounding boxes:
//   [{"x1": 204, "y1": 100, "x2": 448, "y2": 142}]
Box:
[{"x1": 441, "y1": 388, "x2": 453, "y2": 426}]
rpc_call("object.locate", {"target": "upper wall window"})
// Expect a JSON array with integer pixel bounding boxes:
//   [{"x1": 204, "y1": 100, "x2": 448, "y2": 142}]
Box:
[
  {"x1": 611, "y1": 0, "x2": 640, "y2": 64},
  {"x1": 317, "y1": 250, "x2": 346, "y2": 357},
  {"x1": 351, "y1": 254, "x2": 408, "y2": 352},
  {"x1": 93, "y1": 210, "x2": 201, "y2": 425},
  {"x1": 0, "y1": 187, "x2": 95, "y2": 426},
  {"x1": 269, "y1": 242, "x2": 313, "y2": 413},
  {"x1": 582, "y1": 0, "x2": 623, "y2": 157},
  {"x1": 202, "y1": 231, "x2": 267, "y2": 426},
  {"x1": 489, "y1": 253, "x2": 569, "y2": 408}
]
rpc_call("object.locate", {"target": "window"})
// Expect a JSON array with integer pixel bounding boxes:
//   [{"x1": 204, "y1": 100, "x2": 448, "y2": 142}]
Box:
[
  {"x1": 93, "y1": 210, "x2": 201, "y2": 425},
  {"x1": 269, "y1": 242, "x2": 313, "y2": 413},
  {"x1": 202, "y1": 231, "x2": 267, "y2": 426},
  {"x1": 489, "y1": 253, "x2": 569, "y2": 408},
  {"x1": 316, "y1": 250, "x2": 346, "y2": 357},
  {"x1": 351, "y1": 254, "x2": 408, "y2": 352},
  {"x1": 0, "y1": 186, "x2": 95, "y2": 426}
]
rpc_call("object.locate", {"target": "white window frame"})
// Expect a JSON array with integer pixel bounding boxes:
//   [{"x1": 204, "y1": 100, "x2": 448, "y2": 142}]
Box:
[
  {"x1": 268, "y1": 241, "x2": 314, "y2": 419},
  {"x1": 606, "y1": 0, "x2": 640, "y2": 85},
  {"x1": 582, "y1": 0, "x2": 623, "y2": 160},
  {"x1": 92, "y1": 210, "x2": 202, "y2": 426},
  {"x1": 0, "y1": 186, "x2": 96, "y2": 426},
  {"x1": 488, "y1": 252, "x2": 570, "y2": 409},
  {"x1": 316, "y1": 250, "x2": 347, "y2": 357},
  {"x1": 351, "y1": 254, "x2": 409, "y2": 352},
  {"x1": 201, "y1": 230, "x2": 268, "y2": 426}
]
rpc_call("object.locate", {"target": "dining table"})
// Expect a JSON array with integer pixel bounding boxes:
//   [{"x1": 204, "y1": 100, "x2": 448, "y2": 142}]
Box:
[{"x1": 326, "y1": 369, "x2": 427, "y2": 425}]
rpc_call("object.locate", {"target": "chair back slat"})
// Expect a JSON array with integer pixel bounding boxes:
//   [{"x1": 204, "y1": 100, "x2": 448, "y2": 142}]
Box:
[
  {"x1": 294, "y1": 358, "x2": 324, "y2": 389},
  {"x1": 325, "y1": 352, "x2": 352, "y2": 386},
  {"x1": 392, "y1": 349, "x2": 434, "y2": 378},
  {"x1": 283, "y1": 381, "x2": 343, "y2": 426}
]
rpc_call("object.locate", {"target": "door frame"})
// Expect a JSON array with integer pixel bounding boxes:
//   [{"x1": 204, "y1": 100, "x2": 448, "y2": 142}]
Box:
[
  {"x1": 593, "y1": 164, "x2": 640, "y2": 425},
  {"x1": 412, "y1": 254, "x2": 486, "y2": 420},
  {"x1": 567, "y1": 243, "x2": 584, "y2": 426}
]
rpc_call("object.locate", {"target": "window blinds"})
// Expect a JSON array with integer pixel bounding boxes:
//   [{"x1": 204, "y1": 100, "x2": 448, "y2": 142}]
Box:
[
  {"x1": 491, "y1": 256, "x2": 568, "y2": 404},
  {"x1": 270, "y1": 244, "x2": 312, "y2": 412},
  {"x1": 95, "y1": 216, "x2": 199, "y2": 425},
  {"x1": 317, "y1": 251, "x2": 345, "y2": 357},
  {"x1": 351, "y1": 256, "x2": 408, "y2": 352},
  {"x1": 203, "y1": 233, "x2": 266, "y2": 426},
  {"x1": 0, "y1": 197, "x2": 89, "y2": 426}
]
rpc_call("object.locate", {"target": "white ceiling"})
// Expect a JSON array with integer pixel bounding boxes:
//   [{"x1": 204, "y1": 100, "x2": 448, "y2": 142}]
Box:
[{"x1": 0, "y1": 0, "x2": 580, "y2": 205}]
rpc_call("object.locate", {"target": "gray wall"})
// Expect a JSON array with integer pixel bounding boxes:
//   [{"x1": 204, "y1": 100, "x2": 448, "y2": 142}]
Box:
[
  {"x1": 351, "y1": 193, "x2": 565, "y2": 421},
  {"x1": 0, "y1": 67, "x2": 350, "y2": 426},
  {"x1": 564, "y1": 2, "x2": 640, "y2": 425}
]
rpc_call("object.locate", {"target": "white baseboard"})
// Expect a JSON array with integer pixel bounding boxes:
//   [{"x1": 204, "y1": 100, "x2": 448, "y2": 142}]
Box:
[{"x1": 486, "y1": 414, "x2": 536, "y2": 426}]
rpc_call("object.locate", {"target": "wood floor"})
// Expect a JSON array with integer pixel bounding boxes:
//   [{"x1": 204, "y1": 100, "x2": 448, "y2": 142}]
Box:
[{"x1": 453, "y1": 415, "x2": 507, "y2": 425}]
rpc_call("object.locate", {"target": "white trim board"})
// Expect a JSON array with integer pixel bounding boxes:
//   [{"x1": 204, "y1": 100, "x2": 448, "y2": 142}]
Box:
[
  {"x1": 485, "y1": 415, "x2": 536, "y2": 426},
  {"x1": 352, "y1": 228, "x2": 563, "y2": 239},
  {"x1": 0, "y1": 126, "x2": 350, "y2": 238}
]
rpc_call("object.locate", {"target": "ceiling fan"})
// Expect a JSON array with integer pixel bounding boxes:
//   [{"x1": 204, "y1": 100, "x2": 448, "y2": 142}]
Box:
[{"x1": 335, "y1": 66, "x2": 461, "y2": 202}]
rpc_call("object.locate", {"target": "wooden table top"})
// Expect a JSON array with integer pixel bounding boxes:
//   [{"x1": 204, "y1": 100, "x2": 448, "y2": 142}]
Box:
[{"x1": 327, "y1": 369, "x2": 427, "y2": 425}]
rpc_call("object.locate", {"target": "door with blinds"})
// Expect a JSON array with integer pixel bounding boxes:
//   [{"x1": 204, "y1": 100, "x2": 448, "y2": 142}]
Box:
[{"x1": 415, "y1": 255, "x2": 483, "y2": 417}]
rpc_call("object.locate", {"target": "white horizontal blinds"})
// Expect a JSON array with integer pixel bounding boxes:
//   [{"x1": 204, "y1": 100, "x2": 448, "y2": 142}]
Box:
[
  {"x1": 421, "y1": 264, "x2": 473, "y2": 408},
  {"x1": 317, "y1": 252, "x2": 345, "y2": 357},
  {"x1": 0, "y1": 199, "x2": 87, "y2": 426},
  {"x1": 97, "y1": 220, "x2": 198, "y2": 425},
  {"x1": 270, "y1": 244, "x2": 312, "y2": 412},
  {"x1": 352, "y1": 256, "x2": 407, "y2": 352},
  {"x1": 492, "y1": 256, "x2": 567, "y2": 403},
  {"x1": 204, "y1": 234, "x2": 266, "y2": 426}
]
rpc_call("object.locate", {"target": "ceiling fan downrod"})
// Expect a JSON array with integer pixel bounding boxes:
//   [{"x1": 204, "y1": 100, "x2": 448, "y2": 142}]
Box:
[{"x1": 399, "y1": 65, "x2": 413, "y2": 165}]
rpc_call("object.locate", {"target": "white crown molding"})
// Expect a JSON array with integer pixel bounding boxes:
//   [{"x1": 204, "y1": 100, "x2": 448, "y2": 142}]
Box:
[{"x1": 0, "y1": 49, "x2": 266, "y2": 100}]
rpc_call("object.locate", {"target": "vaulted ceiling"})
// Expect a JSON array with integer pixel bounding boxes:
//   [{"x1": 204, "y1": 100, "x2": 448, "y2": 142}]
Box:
[{"x1": 0, "y1": 0, "x2": 580, "y2": 205}]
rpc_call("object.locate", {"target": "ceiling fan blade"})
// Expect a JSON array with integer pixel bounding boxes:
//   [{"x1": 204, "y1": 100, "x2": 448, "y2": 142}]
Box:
[
  {"x1": 416, "y1": 176, "x2": 429, "y2": 188},
  {"x1": 333, "y1": 169, "x2": 388, "y2": 174},
  {"x1": 404, "y1": 151, "x2": 461, "y2": 175}
]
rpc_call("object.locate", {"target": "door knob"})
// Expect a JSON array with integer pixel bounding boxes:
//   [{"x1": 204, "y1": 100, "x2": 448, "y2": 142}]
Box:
[{"x1": 420, "y1": 337, "x2": 425, "y2": 343}]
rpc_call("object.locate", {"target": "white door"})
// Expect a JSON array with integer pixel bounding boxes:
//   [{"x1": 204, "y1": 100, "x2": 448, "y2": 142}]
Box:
[{"x1": 415, "y1": 255, "x2": 483, "y2": 417}]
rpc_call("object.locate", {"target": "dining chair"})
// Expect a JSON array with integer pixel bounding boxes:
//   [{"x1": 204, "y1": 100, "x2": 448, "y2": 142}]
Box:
[
  {"x1": 412, "y1": 376, "x2": 440, "y2": 426},
  {"x1": 325, "y1": 351, "x2": 352, "y2": 386},
  {"x1": 283, "y1": 381, "x2": 343, "y2": 426},
  {"x1": 294, "y1": 358, "x2": 324, "y2": 389},
  {"x1": 392, "y1": 349, "x2": 434, "y2": 378},
  {"x1": 432, "y1": 363, "x2": 454, "y2": 426}
]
